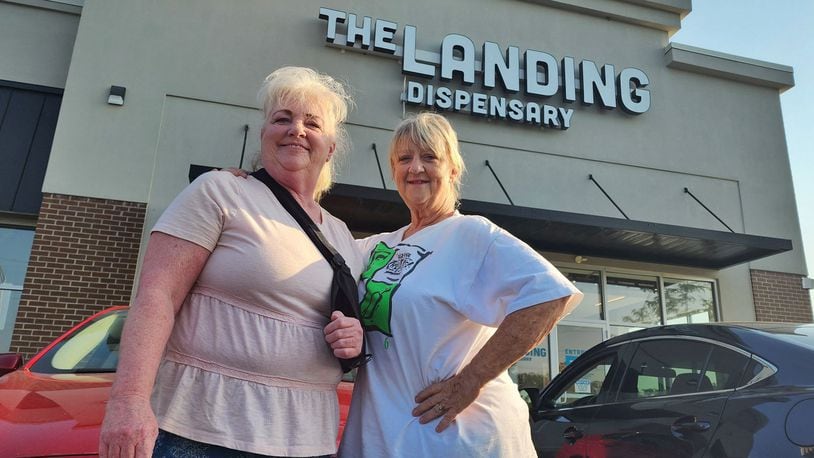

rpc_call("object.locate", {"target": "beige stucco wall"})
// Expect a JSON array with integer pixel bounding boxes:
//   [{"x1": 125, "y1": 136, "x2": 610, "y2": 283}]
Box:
[
  {"x1": 37, "y1": 0, "x2": 805, "y2": 312},
  {"x1": 0, "y1": 1, "x2": 79, "y2": 88}
]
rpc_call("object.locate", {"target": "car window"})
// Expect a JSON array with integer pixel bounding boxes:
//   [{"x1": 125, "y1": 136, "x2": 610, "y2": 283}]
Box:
[
  {"x1": 703, "y1": 345, "x2": 751, "y2": 390},
  {"x1": 30, "y1": 309, "x2": 127, "y2": 374},
  {"x1": 737, "y1": 356, "x2": 775, "y2": 386},
  {"x1": 616, "y1": 338, "x2": 750, "y2": 401},
  {"x1": 548, "y1": 353, "x2": 615, "y2": 409},
  {"x1": 618, "y1": 339, "x2": 709, "y2": 400}
]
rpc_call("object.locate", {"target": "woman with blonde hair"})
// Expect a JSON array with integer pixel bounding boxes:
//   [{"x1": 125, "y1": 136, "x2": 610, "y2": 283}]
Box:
[
  {"x1": 99, "y1": 66, "x2": 365, "y2": 457},
  {"x1": 339, "y1": 112, "x2": 582, "y2": 457}
]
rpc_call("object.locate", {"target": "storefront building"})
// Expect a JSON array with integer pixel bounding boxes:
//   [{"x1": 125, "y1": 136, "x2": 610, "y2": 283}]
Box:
[{"x1": 1, "y1": 0, "x2": 811, "y2": 388}]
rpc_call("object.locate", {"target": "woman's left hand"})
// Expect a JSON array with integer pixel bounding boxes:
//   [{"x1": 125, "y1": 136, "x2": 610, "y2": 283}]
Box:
[
  {"x1": 323, "y1": 311, "x2": 363, "y2": 359},
  {"x1": 413, "y1": 373, "x2": 481, "y2": 432}
]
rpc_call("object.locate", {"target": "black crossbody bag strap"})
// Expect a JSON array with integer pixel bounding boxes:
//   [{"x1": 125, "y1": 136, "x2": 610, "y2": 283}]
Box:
[{"x1": 251, "y1": 168, "x2": 370, "y2": 372}]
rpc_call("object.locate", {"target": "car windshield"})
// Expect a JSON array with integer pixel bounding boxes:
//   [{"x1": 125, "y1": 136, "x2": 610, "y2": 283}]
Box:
[{"x1": 29, "y1": 309, "x2": 127, "y2": 374}]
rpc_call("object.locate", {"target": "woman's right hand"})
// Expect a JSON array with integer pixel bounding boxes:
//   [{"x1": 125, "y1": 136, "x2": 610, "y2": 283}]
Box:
[{"x1": 98, "y1": 395, "x2": 158, "y2": 458}]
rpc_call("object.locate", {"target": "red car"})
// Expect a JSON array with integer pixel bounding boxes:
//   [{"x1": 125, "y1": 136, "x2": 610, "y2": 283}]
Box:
[{"x1": 0, "y1": 307, "x2": 354, "y2": 457}]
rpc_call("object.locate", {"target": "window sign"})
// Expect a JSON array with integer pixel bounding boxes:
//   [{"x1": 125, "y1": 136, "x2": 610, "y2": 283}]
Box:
[
  {"x1": 564, "y1": 348, "x2": 585, "y2": 365},
  {"x1": 319, "y1": 8, "x2": 651, "y2": 131},
  {"x1": 574, "y1": 378, "x2": 592, "y2": 394}
]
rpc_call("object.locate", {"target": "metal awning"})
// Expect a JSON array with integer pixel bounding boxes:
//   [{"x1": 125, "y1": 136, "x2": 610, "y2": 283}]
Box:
[{"x1": 322, "y1": 183, "x2": 792, "y2": 269}]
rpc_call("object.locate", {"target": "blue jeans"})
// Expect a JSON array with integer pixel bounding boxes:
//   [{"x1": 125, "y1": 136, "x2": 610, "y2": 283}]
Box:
[{"x1": 153, "y1": 429, "x2": 332, "y2": 458}]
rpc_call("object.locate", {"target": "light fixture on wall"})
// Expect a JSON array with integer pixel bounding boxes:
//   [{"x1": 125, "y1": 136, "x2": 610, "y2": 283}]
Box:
[{"x1": 107, "y1": 85, "x2": 126, "y2": 106}]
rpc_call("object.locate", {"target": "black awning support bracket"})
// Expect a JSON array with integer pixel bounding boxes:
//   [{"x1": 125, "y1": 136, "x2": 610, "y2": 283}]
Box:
[
  {"x1": 484, "y1": 160, "x2": 514, "y2": 205},
  {"x1": 684, "y1": 187, "x2": 735, "y2": 233},
  {"x1": 239, "y1": 124, "x2": 249, "y2": 169},
  {"x1": 371, "y1": 143, "x2": 387, "y2": 190},
  {"x1": 589, "y1": 174, "x2": 629, "y2": 220}
]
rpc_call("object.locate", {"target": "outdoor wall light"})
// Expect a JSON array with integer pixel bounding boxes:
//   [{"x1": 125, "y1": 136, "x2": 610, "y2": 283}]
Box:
[{"x1": 107, "y1": 85, "x2": 126, "y2": 106}]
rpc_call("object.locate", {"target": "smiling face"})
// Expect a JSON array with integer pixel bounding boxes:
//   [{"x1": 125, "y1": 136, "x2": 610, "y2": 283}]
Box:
[
  {"x1": 391, "y1": 138, "x2": 458, "y2": 214},
  {"x1": 260, "y1": 100, "x2": 336, "y2": 182}
]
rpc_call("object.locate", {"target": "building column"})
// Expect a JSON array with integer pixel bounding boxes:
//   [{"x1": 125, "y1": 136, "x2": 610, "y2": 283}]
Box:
[
  {"x1": 11, "y1": 193, "x2": 146, "y2": 358},
  {"x1": 751, "y1": 269, "x2": 813, "y2": 323}
]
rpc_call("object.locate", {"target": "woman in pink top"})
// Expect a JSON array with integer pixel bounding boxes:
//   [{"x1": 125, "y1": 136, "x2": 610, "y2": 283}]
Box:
[{"x1": 99, "y1": 67, "x2": 365, "y2": 457}]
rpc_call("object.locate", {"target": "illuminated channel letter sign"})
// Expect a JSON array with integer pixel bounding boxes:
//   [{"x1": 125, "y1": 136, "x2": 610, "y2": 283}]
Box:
[{"x1": 319, "y1": 7, "x2": 651, "y2": 130}]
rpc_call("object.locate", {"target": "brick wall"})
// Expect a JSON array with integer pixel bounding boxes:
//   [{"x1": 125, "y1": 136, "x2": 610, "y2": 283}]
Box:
[
  {"x1": 751, "y1": 269, "x2": 813, "y2": 323},
  {"x1": 11, "y1": 193, "x2": 146, "y2": 358}
]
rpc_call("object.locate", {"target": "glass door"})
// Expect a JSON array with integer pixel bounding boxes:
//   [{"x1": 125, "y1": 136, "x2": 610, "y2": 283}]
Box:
[
  {"x1": 552, "y1": 322, "x2": 607, "y2": 379},
  {"x1": 550, "y1": 268, "x2": 608, "y2": 378}
]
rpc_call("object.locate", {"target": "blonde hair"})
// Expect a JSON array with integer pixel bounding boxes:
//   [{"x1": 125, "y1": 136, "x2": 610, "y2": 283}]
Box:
[
  {"x1": 389, "y1": 112, "x2": 466, "y2": 206},
  {"x1": 257, "y1": 66, "x2": 354, "y2": 201}
]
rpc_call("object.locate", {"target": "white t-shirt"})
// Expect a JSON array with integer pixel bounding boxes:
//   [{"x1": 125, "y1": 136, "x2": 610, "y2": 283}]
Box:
[
  {"x1": 339, "y1": 213, "x2": 582, "y2": 458},
  {"x1": 150, "y1": 171, "x2": 363, "y2": 456}
]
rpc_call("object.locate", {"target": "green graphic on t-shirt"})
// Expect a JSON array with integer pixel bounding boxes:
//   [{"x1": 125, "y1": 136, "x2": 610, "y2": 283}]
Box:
[{"x1": 359, "y1": 241, "x2": 430, "y2": 336}]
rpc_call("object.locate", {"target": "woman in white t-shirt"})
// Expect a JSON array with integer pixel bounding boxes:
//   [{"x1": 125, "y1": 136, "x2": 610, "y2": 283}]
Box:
[
  {"x1": 338, "y1": 113, "x2": 583, "y2": 457},
  {"x1": 99, "y1": 67, "x2": 366, "y2": 457}
]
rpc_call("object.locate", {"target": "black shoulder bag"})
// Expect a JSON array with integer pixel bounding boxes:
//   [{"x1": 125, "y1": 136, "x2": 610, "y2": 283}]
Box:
[{"x1": 251, "y1": 168, "x2": 370, "y2": 372}]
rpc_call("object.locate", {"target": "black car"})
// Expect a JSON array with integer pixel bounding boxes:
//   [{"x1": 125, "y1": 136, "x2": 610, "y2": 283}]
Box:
[{"x1": 527, "y1": 322, "x2": 814, "y2": 457}]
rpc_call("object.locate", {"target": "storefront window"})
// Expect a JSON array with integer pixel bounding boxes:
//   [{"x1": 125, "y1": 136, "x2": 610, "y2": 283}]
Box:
[
  {"x1": 525, "y1": 267, "x2": 717, "y2": 391},
  {"x1": 605, "y1": 274, "x2": 661, "y2": 326},
  {"x1": 562, "y1": 269, "x2": 602, "y2": 321},
  {"x1": 663, "y1": 278, "x2": 716, "y2": 324},
  {"x1": 0, "y1": 227, "x2": 35, "y2": 351},
  {"x1": 510, "y1": 336, "x2": 550, "y2": 391}
]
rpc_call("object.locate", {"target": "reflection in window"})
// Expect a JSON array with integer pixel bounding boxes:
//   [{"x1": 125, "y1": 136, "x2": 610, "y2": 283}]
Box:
[
  {"x1": 0, "y1": 227, "x2": 35, "y2": 287},
  {"x1": 0, "y1": 227, "x2": 35, "y2": 352},
  {"x1": 616, "y1": 338, "x2": 747, "y2": 400},
  {"x1": 606, "y1": 274, "x2": 661, "y2": 326},
  {"x1": 562, "y1": 269, "x2": 602, "y2": 321},
  {"x1": 510, "y1": 337, "x2": 550, "y2": 391},
  {"x1": 704, "y1": 345, "x2": 751, "y2": 390},
  {"x1": 52, "y1": 314, "x2": 119, "y2": 370},
  {"x1": 664, "y1": 278, "x2": 716, "y2": 324},
  {"x1": 31, "y1": 310, "x2": 127, "y2": 374}
]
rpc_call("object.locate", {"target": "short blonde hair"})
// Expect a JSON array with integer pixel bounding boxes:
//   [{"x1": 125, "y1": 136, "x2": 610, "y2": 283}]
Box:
[
  {"x1": 257, "y1": 66, "x2": 354, "y2": 201},
  {"x1": 389, "y1": 113, "x2": 466, "y2": 205}
]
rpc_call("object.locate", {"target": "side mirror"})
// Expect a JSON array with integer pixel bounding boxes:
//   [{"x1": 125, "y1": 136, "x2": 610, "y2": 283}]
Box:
[{"x1": 0, "y1": 353, "x2": 23, "y2": 377}]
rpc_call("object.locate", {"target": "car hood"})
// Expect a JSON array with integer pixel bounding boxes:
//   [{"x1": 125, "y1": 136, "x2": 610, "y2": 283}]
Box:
[{"x1": 0, "y1": 369, "x2": 114, "y2": 457}]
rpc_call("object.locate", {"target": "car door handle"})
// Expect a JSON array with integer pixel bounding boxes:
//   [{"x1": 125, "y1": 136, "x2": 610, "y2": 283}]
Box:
[
  {"x1": 671, "y1": 416, "x2": 711, "y2": 433},
  {"x1": 563, "y1": 426, "x2": 584, "y2": 445}
]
